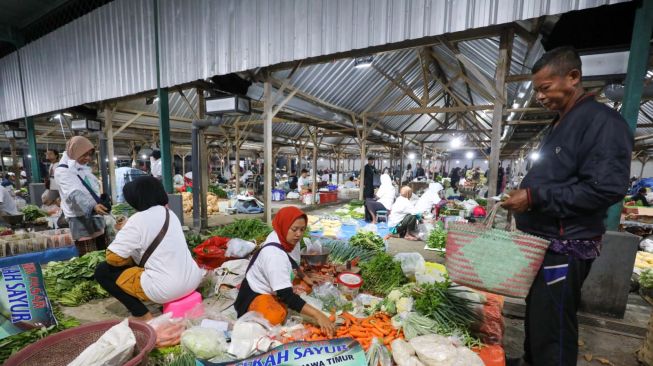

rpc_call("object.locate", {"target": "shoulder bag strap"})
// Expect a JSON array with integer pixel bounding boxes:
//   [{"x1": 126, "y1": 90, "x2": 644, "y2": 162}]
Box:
[
  {"x1": 244, "y1": 243, "x2": 299, "y2": 273},
  {"x1": 58, "y1": 163, "x2": 101, "y2": 203},
  {"x1": 76, "y1": 175, "x2": 101, "y2": 203},
  {"x1": 139, "y1": 209, "x2": 170, "y2": 267}
]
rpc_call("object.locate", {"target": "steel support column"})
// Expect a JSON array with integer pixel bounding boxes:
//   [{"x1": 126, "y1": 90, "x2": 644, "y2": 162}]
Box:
[
  {"x1": 606, "y1": 0, "x2": 653, "y2": 230},
  {"x1": 264, "y1": 82, "x2": 273, "y2": 223},
  {"x1": 153, "y1": 0, "x2": 172, "y2": 193},
  {"x1": 25, "y1": 117, "x2": 40, "y2": 182}
]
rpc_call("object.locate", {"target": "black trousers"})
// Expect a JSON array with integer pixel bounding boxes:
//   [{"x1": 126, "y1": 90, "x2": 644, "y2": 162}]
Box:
[
  {"x1": 523, "y1": 251, "x2": 593, "y2": 366},
  {"x1": 364, "y1": 199, "x2": 388, "y2": 222},
  {"x1": 94, "y1": 261, "x2": 149, "y2": 317},
  {"x1": 396, "y1": 215, "x2": 418, "y2": 238}
]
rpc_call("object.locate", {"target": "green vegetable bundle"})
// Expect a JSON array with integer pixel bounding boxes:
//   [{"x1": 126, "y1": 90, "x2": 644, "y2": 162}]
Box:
[
  {"x1": 641, "y1": 268, "x2": 653, "y2": 289},
  {"x1": 0, "y1": 306, "x2": 80, "y2": 363},
  {"x1": 21, "y1": 205, "x2": 46, "y2": 222},
  {"x1": 111, "y1": 203, "x2": 136, "y2": 217},
  {"x1": 360, "y1": 253, "x2": 408, "y2": 296},
  {"x1": 208, "y1": 185, "x2": 228, "y2": 199},
  {"x1": 209, "y1": 219, "x2": 272, "y2": 243},
  {"x1": 43, "y1": 251, "x2": 109, "y2": 306},
  {"x1": 426, "y1": 222, "x2": 447, "y2": 251},
  {"x1": 475, "y1": 198, "x2": 487, "y2": 207},
  {"x1": 321, "y1": 239, "x2": 376, "y2": 264},
  {"x1": 349, "y1": 231, "x2": 385, "y2": 252},
  {"x1": 412, "y1": 281, "x2": 480, "y2": 332}
]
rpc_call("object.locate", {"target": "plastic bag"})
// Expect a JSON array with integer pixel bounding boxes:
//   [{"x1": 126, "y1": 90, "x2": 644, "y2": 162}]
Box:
[
  {"x1": 391, "y1": 339, "x2": 424, "y2": 366},
  {"x1": 228, "y1": 311, "x2": 274, "y2": 359},
  {"x1": 68, "y1": 319, "x2": 136, "y2": 366},
  {"x1": 360, "y1": 223, "x2": 378, "y2": 233},
  {"x1": 181, "y1": 326, "x2": 228, "y2": 360},
  {"x1": 311, "y1": 282, "x2": 347, "y2": 311},
  {"x1": 225, "y1": 238, "x2": 256, "y2": 258},
  {"x1": 472, "y1": 345, "x2": 506, "y2": 366},
  {"x1": 409, "y1": 334, "x2": 483, "y2": 366},
  {"x1": 416, "y1": 223, "x2": 434, "y2": 241},
  {"x1": 306, "y1": 237, "x2": 323, "y2": 254},
  {"x1": 148, "y1": 313, "x2": 186, "y2": 348},
  {"x1": 366, "y1": 337, "x2": 392, "y2": 366},
  {"x1": 477, "y1": 292, "x2": 505, "y2": 345},
  {"x1": 641, "y1": 236, "x2": 653, "y2": 253},
  {"x1": 394, "y1": 253, "x2": 426, "y2": 279}
]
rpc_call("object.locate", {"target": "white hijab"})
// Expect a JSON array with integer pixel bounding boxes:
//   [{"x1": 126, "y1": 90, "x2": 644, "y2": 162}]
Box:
[
  {"x1": 376, "y1": 174, "x2": 396, "y2": 209},
  {"x1": 415, "y1": 182, "x2": 444, "y2": 213}
]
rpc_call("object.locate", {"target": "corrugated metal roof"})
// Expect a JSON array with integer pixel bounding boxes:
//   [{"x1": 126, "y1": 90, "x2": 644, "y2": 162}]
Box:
[
  {"x1": 0, "y1": 0, "x2": 627, "y2": 122},
  {"x1": 0, "y1": 53, "x2": 22, "y2": 122}
]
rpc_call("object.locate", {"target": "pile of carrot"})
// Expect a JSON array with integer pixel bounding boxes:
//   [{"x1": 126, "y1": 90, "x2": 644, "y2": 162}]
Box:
[{"x1": 303, "y1": 312, "x2": 404, "y2": 351}]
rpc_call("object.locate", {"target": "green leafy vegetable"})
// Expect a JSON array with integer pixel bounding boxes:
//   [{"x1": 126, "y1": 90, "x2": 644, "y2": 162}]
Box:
[
  {"x1": 641, "y1": 269, "x2": 653, "y2": 289},
  {"x1": 208, "y1": 185, "x2": 228, "y2": 199},
  {"x1": 21, "y1": 205, "x2": 46, "y2": 222},
  {"x1": 349, "y1": 231, "x2": 385, "y2": 252},
  {"x1": 185, "y1": 232, "x2": 205, "y2": 252},
  {"x1": 360, "y1": 253, "x2": 408, "y2": 296},
  {"x1": 0, "y1": 306, "x2": 80, "y2": 363},
  {"x1": 43, "y1": 251, "x2": 109, "y2": 306},
  {"x1": 111, "y1": 203, "x2": 136, "y2": 217},
  {"x1": 210, "y1": 219, "x2": 272, "y2": 243},
  {"x1": 412, "y1": 281, "x2": 480, "y2": 332},
  {"x1": 402, "y1": 312, "x2": 481, "y2": 348},
  {"x1": 475, "y1": 198, "x2": 487, "y2": 207},
  {"x1": 426, "y1": 222, "x2": 447, "y2": 251}
]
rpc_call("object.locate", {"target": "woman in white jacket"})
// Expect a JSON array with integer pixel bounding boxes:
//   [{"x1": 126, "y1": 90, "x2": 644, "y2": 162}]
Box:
[{"x1": 55, "y1": 136, "x2": 108, "y2": 255}]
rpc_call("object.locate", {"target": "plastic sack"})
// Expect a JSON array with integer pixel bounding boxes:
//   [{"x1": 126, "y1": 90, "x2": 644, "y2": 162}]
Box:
[
  {"x1": 68, "y1": 319, "x2": 136, "y2": 366},
  {"x1": 366, "y1": 337, "x2": 392, "y2": 366},
  {"x1": 359, "y1": 223, "x2": 378, "y2": 233},
  {"x1": 225, "y1": 238, "x2": 256, "y2": 258},
  {"x1": 148, "y1": 313, "x2": 186, "y2": 348},
  {"x1": 181, "y1": 326, "x2": 228, "y2": 360},
  {"x1": 211, "y1": 259, "x2": 250, "y2": 293},
  {"x1": 641, "y1": 236, "x2": 653, "y2": 253},
  {"x1": 228, "y1": 311, "x2": 274, "y2": 359},
  {"x1": 394, "y1": 253, "x2": 426, "y2": 279}
]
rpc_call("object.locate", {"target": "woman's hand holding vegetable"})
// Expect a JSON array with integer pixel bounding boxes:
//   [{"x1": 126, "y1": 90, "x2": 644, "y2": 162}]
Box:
[{"x1": 301, "y1": 304, "x2": 335, "y2": 337}]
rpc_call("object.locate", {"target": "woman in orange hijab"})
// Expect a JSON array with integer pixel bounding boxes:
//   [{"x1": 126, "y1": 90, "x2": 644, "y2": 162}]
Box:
[{"x1": 234, "y1": 206, "x2": 334, "y2": 335}]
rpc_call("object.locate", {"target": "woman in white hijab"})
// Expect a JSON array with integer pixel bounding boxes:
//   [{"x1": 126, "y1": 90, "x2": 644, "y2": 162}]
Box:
[
  {"x1": 414, "y1": 182, "x2": 444, "y2": 214},
  {"x1": 364, "y1": 173, "x2": 396, "y2": 224}
]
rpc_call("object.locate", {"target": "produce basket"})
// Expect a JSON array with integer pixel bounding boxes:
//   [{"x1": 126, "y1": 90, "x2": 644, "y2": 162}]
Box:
[
  {"x1": 4, "y1": 319, "x2": 156, "y2": 366},
  {"x1": 445, "y1": 204, "x2": 549, "y2": 298}
]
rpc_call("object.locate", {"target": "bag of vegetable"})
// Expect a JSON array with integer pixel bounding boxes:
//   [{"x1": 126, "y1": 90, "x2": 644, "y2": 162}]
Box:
[{"x1": 181, "y1": 326, "x2": 228, "y2": 360}]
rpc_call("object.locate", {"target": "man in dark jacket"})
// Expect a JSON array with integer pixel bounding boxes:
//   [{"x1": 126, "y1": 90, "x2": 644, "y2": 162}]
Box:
[
  {"x1": 363, "y1": 157, "x2": 376, "y2": 199},
  {"x1": 502, "y1": 47, "x2": 633, "y2": 366}
]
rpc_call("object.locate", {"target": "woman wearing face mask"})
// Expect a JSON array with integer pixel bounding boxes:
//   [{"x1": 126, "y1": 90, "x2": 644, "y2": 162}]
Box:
[
  {"x1": 55, "y1": 136, "x2": 108, "y2": 255},
  {"x1": 234, "y1": 206, "x2": 335, "y2": 336}
]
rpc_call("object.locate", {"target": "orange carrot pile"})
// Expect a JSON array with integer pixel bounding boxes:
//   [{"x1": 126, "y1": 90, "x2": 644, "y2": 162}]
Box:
[{"x1": 303, "y1": 312, "x2": 404, "y2": 351}]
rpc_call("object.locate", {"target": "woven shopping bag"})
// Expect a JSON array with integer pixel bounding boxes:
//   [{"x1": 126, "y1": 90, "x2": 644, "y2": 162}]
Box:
[{"x1": 445, "y1": 203, "x2": 550, "y2": 298}]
